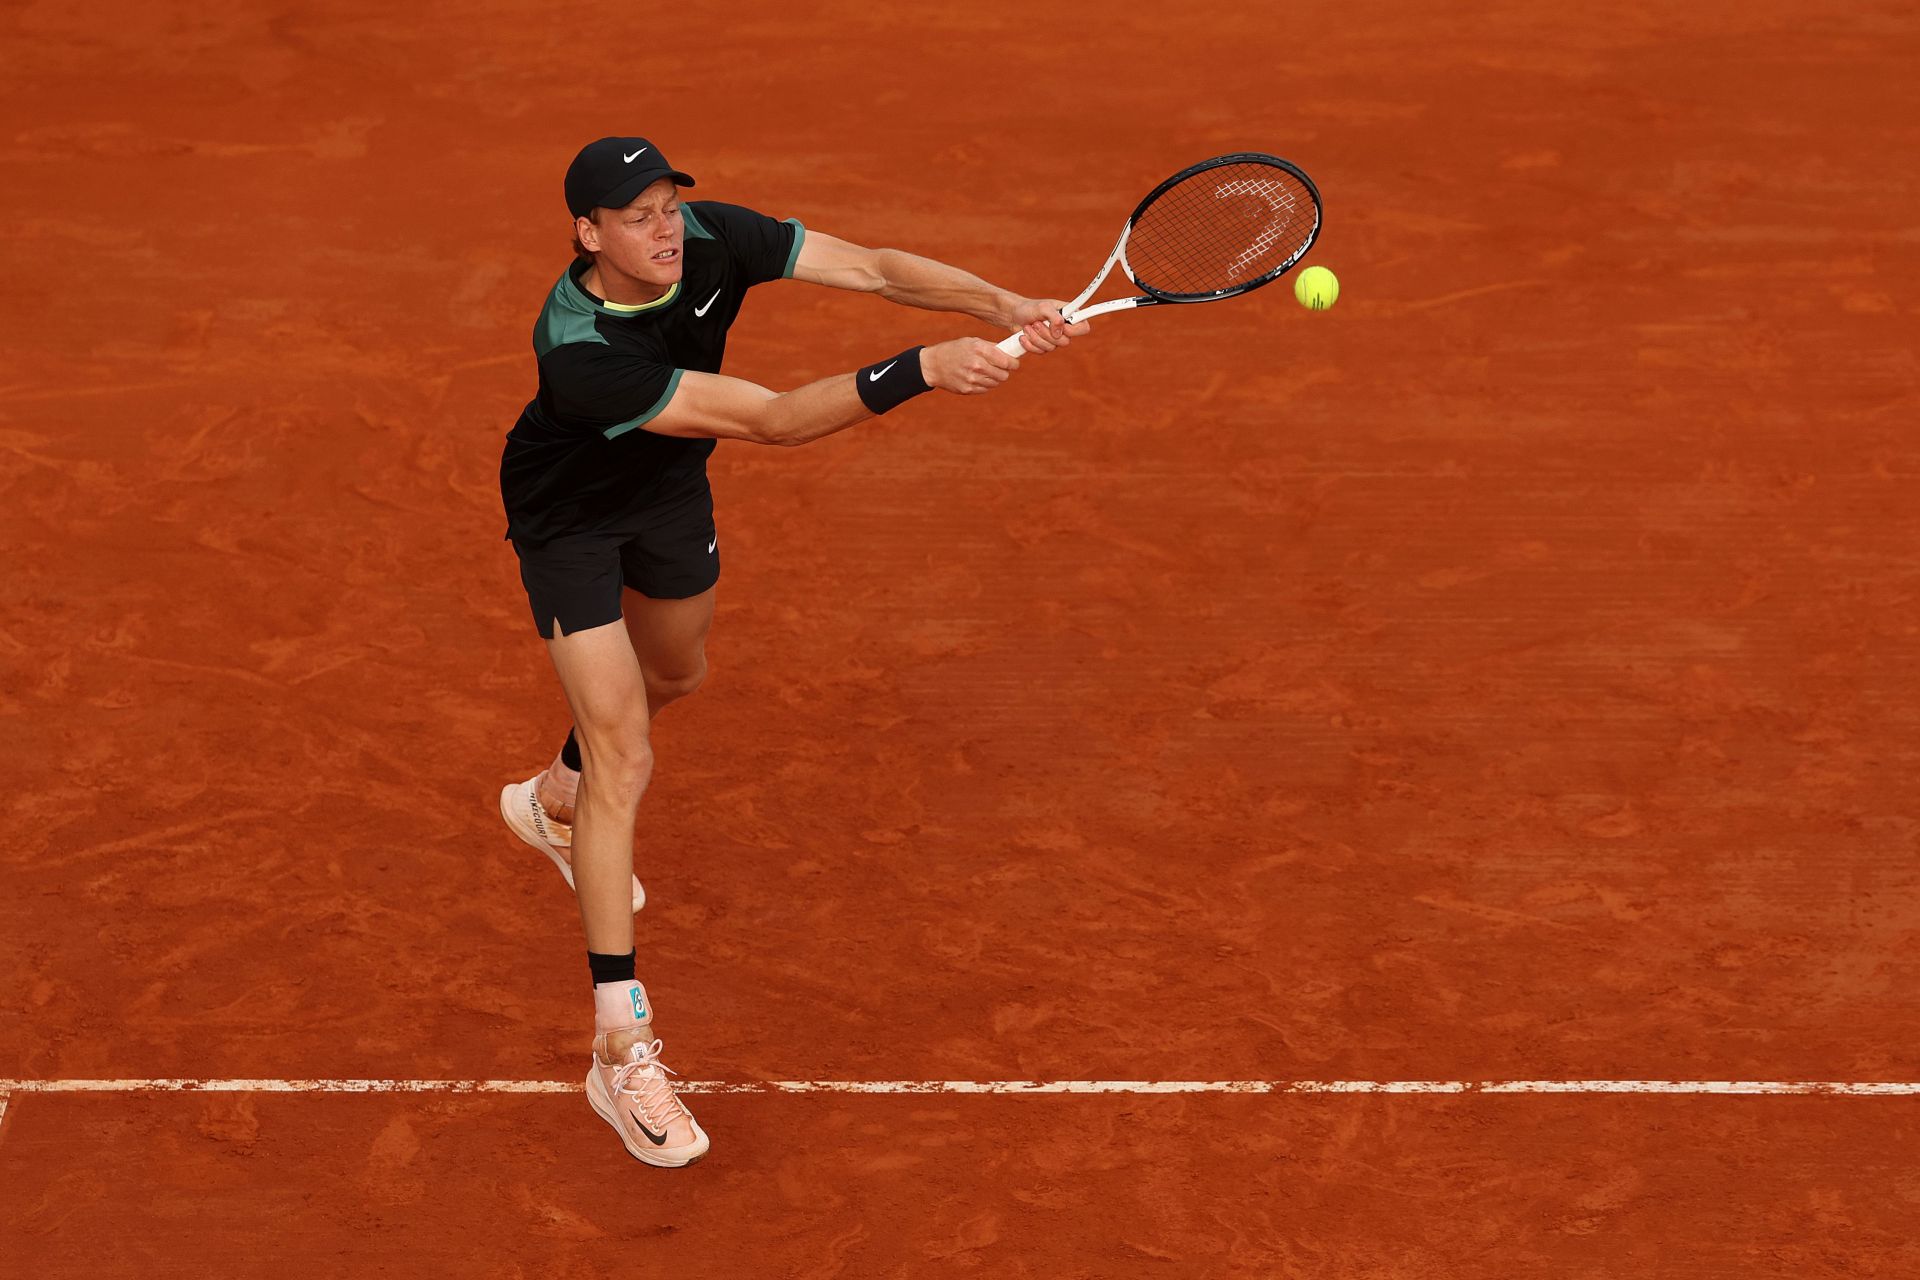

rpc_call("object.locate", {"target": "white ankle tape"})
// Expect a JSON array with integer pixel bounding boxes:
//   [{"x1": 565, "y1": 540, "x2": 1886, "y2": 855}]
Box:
[{"x1": 593, "y1": 980, "x2": 650, "y2": 1030}]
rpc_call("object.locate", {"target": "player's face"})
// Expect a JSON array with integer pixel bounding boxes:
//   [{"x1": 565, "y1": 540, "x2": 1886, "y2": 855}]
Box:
[{"x1": 581, "y1": 178, "x2": 685, "y2": 291}]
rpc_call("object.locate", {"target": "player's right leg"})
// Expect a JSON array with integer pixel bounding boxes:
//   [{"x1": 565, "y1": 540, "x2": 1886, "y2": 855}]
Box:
[
  {"x1": 502, "y1": 532, "x2": 644, "y2": 911},
  {"x1": 543, "y1": 616, "x2": 653, "y2": 948},
  {"x1": 516, "y1": 581, "x2": 714, "y2": 848},
  {"x1": 544, "y1": 615, "x2": 708, "y2": 1167},
  {"x1": 506, "y1": 478, "x2": 717, "y2": 910}
]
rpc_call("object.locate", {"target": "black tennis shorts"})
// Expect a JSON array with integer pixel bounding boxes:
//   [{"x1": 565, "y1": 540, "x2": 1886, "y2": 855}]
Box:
[{"x1": 512, "y1": 469, "x2": 719, "y2": 639}]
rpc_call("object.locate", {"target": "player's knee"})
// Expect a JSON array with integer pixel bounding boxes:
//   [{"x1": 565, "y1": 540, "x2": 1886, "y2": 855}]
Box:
[
  {"x1": 578, "y1": 723, "x2": 654, "y2": 798},
  {"x1": 647, "y1": 655, "x2": 707, "y2": 705}
]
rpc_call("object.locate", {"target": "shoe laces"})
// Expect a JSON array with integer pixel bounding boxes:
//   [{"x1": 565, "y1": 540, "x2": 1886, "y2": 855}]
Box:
[{"x1": 611, "y1": 1038, "x2": 688, "y2": 1133}]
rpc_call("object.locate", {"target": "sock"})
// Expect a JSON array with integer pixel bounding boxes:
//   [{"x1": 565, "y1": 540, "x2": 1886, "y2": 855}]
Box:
[
  {"x1": 561, "y1": 729, "x2": 583, "y2": 773},
  {"x1": 540, "y1": 747, "x2": 581, "y2": 821}
]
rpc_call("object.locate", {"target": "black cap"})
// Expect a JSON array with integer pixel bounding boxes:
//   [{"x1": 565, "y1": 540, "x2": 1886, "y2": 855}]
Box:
[{"x1": 564, "y1": 137, "x2": 695, "y2": 218}]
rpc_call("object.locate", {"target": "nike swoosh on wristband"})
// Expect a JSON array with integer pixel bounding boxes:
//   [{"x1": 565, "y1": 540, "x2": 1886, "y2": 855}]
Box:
[
  {"x1": 868, "y1": 361, "x2": 897, "y2": 381},
  {"x1": 694, "y1": 288, "x2": 722, "y2": 317},
  {"x1": 623, "y1": 148, "x2": 649, "y2": 163}
]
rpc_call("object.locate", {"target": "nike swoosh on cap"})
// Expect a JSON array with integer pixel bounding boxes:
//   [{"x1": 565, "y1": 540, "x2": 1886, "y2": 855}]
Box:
[{"x1": 623, "y1": 147, "x2": 649, "y2": 163}]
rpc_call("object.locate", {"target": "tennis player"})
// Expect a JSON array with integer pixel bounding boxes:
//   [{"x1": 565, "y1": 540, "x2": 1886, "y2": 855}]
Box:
[{"x1": 497, "y1": 136, "x2": 1087, "y2": 1166}]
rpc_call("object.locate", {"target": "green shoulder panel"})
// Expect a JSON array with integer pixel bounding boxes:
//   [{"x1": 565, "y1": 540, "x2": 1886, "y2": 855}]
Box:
[
  {"x1": 679, "y1": 204, "x2": 716, "y2": 241},
  {"x1": 533, "y1": 269, "x2": 606, "y2": 360}
]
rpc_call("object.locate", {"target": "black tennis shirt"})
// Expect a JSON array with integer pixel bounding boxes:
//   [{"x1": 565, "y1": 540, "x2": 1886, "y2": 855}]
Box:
[{"x1": 500, "y1": 201, "x2": 805, "y2": 544}]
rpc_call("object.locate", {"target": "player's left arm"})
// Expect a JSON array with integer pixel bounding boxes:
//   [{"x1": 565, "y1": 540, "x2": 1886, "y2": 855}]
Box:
[{"x1": 792, "y1": 231, "x2": 1089, "y2": 354}]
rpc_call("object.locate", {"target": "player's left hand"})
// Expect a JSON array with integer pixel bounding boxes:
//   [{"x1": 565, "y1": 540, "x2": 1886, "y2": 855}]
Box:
[{"x1": 1009, "y1": 298, "x2": 1092, "y2": 354}]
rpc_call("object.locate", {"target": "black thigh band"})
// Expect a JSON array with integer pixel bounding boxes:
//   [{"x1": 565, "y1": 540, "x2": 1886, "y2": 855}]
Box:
[{"x1": 855, "y1": 346, "x2": 932, "y2": 415}]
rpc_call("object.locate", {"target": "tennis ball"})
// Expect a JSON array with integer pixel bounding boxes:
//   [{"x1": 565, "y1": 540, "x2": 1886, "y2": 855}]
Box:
[{"x1": 1294, "y1": 265, "x2": 1339, "y2": 311}]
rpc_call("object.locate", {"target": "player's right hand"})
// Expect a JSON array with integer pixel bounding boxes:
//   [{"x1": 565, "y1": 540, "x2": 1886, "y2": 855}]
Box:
[{"x1": 921, "y1": 337, "x2": 1018, "y2": 395}]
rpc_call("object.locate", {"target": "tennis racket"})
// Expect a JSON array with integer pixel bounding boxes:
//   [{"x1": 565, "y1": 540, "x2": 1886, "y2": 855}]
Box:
[{"x1": 998, "y1": 152, "x2": 1322, "y2": 356}]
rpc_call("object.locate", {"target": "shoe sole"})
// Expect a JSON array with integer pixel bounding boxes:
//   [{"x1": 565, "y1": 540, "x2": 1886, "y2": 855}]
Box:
[
  {"x1": 584, "y1": 1064, "x2": 710, "y2": 1168},
  {"x1": 499, "y1": 783, "x2": 644, "y2": 913}
]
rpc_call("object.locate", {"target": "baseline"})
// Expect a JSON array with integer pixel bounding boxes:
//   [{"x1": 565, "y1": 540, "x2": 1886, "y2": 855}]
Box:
[{"x1": 4, "y1": 1078, "x2": 1919, "y2": 1096}]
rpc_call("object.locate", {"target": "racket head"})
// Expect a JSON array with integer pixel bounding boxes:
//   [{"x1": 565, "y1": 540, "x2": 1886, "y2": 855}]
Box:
[{"x1": 1119, "y1": 153, "x2": 1322, "y2": 304}]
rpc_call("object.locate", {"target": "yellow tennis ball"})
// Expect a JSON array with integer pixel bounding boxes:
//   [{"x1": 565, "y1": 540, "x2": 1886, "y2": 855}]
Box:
[{"x1": 1294, "y1": 265, "x2": 1339, "y2": 311}]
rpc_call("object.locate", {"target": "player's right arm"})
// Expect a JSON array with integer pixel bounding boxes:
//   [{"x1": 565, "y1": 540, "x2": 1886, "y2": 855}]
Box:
[{"x1": 645, "y1": 336, "x2": 1019, "y2": 448}]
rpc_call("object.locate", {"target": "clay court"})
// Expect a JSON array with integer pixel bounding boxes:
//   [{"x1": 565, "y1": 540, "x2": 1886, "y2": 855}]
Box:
[{"x1": 3, "y1": 0, "x2": 1917, "y2": 1274}]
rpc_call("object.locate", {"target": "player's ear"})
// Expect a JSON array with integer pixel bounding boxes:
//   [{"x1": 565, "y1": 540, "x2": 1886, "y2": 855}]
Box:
[{"x1": 576, "y1": 212, "x2": 602, "y2": 253}]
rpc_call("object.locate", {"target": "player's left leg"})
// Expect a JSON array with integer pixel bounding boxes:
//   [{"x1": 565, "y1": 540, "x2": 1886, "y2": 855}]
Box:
[{"x1": 621, "y1": 583, "x2": 715, "y2": 717}]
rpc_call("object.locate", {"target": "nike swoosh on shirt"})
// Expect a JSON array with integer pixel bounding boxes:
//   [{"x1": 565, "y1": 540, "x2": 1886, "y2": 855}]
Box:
[
  {"x1": 623, "y1": 148, "x2": 649, "y2": 163},
  {"x1": 694, "y1": 288, "x2": 722, "y2": 317},
  {"x1": 868, "y1": 361, "x2": 897, "y2": 381}
]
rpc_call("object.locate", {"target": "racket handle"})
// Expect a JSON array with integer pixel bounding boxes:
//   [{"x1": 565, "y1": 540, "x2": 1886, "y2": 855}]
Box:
[
  {"x1": 994, "y1": 310, "x2": 1079, "y2": 358},
  {"x1": 994, "y1": 298, "x2": 1123, "y2": 356}
]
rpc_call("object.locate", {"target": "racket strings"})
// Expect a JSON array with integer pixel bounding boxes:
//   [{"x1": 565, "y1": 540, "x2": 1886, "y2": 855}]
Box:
[{"x1": 1126, "y1": 161, "x2": 1318, "y2": 298}]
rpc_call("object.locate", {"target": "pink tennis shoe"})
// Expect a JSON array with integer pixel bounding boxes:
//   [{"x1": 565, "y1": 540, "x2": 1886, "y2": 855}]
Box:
[
  {"x1": 499, "y1": 774, "x2": 645, "y2": 914},
  {"x1": 586, "y1": 982, "x2": 709, "y2": 1167}
]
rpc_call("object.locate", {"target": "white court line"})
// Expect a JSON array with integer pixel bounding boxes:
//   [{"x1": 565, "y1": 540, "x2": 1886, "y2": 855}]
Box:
[{"x1": 1, "y1": 1079, "x2": 1918, "y2": 1097}]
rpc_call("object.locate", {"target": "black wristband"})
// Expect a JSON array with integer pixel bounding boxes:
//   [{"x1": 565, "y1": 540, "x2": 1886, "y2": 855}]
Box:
[{"x1": 855, "y1": 346, "x2": 931, "y2": 415}]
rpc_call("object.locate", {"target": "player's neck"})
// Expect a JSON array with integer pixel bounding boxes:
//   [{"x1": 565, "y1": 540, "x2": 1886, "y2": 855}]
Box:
[{"x1": 580, "y1": 261, "x2": 671, "y2": 308}]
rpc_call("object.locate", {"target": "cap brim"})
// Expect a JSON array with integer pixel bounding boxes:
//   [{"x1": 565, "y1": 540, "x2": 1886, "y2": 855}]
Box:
[{"x1": 593, "y1": 168, "x2": 696, "y2": 213}]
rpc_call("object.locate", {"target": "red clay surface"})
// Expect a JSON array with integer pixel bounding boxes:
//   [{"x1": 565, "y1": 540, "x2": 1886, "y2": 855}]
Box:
[
  {"x1": 6, "y1": 1095, "x2": 1918, "y2": 1277},
  {"x1": 3, "y1": 0, "x2": 1917, "y2": 1275}
]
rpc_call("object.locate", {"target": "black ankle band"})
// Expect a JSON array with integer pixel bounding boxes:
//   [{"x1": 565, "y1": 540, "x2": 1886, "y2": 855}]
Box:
[{"x1": 588, "y1": 949, "x2": 636, "y2": 986}]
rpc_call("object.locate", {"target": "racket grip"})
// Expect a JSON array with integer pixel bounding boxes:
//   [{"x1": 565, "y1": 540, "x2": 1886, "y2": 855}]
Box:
[
  {"x1": 995, "y1": 311, "x2": 1077, "y2": 357},
  {"x1": 998, "y1": 303, "x2": 1096, "y2": 356}
]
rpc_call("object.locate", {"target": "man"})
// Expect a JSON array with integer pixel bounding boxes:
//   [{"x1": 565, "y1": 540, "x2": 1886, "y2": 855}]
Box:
[{"x1": 497, "y1": 136, "x2": 1086, "y2": 1166}]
